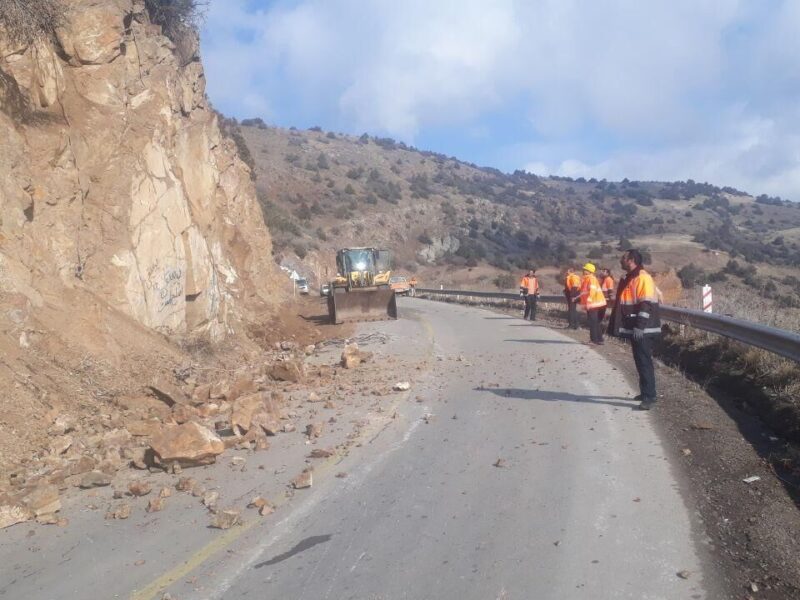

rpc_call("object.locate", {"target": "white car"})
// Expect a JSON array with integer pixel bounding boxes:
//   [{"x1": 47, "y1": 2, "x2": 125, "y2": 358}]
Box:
[{"x1": 296, "y1": 278, "x2": 310, "y2": 294}]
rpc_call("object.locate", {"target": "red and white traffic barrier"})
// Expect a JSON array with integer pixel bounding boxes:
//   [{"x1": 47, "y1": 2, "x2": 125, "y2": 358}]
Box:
[{"x1": 702, "y1": 284, "x2": 713, "y2": 313}]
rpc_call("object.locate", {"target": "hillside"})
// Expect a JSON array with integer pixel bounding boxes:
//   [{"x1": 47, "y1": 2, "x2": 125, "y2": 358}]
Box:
[{"x1": 235, "y1": 121, "x2": 800, "y2": 312}]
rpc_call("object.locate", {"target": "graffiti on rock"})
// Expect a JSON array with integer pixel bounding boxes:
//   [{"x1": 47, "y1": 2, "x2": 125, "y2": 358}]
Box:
[{"x1": 157, "y1": 267, "x2": 184, "y2": 311}]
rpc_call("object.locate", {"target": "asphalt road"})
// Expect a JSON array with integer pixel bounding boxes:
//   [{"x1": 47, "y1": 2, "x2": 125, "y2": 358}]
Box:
[
  {"x1": 174, "y1": 298, "x2": 718, "y2": 600},
  {"x1": 0, "y1": 298, "x2": 720, "y2": 600}
]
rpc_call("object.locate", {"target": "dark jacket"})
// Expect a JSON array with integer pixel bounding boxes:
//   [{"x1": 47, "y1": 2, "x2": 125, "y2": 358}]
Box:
[{"x1": 607, "y1": 266, "x2": 661, "y2": 338}]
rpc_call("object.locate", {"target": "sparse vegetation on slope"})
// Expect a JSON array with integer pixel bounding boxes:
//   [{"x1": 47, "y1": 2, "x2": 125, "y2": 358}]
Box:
[
  {"x1": 235, "y1": 122, "x2": 800, "y2": 285},
  {"x1": 0, "y1": 0, "x2": 64, "y2": 43}
]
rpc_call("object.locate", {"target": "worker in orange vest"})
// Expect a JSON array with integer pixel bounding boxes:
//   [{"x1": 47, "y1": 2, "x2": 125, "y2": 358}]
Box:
[
  {"x1": 599, "y1": 268, "x2": 615, "y2": 322},
  {"x1": 519, "y1": 269, "x2": 540, "y2": 321},
  {"x1": 579, "y1": 263, "x2": 607, "y2": 344},
  {"x1": 409, "y1": 276, "x2": 418, "y2": 297},
  {"x1": 607, "y1": 249, "x2": 662, "y2": 410},
  {"x1": 519, "y1": 271, "x2": 530, "y2": 318},
  {"x1": 563, "y1": 267, "x2": 581, "y2": 329}
]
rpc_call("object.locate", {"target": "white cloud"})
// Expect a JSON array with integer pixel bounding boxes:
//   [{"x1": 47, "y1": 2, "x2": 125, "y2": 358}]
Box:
[{"x1": 201, "y1": 0, "x2": 800, "y2": 199}]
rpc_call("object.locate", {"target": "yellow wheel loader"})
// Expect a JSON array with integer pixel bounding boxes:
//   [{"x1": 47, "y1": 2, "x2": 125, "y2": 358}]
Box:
[{"x1": 327, "y1": 248, "x2": 398, "y2": 324}]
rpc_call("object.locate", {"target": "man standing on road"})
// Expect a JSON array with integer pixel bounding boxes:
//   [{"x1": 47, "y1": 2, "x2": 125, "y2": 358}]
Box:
[
  {"x1": 563, "y1": 267, "x2": 581, "y2": 329},
  {"x1": 409, "y1": 276, "x2": 417, "y2": 297},
  {"x1": 599, "y1": 268, "x2": 615, "y2": 322},
  {"x1": 520, "y1": 270, "x2": 531, "y2": 319},
  {"x1": 579, "y1": 263, "x2": 606, "y2": 344},
  {"x1": 607, "y1": 249, "x2": 662, "y2": 410},
  {"x1": 524, "y1": 269, "x2": 540, "y2": 321}
]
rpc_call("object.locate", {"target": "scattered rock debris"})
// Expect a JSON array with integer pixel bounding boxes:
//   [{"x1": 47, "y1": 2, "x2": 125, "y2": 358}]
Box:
[
  {"x1": 210, "y1": 509, "x2": 241, "y2": 530},
  {"x1": 291, "y1": 470, "x2": 313, "y2": 489}
]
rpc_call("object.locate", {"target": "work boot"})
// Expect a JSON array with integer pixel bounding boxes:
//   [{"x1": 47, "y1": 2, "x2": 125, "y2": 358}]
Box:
[
  {"x1": 633, "y1": 394, "x2": 643, "y2": 401},
  {"x1": 636, "y1": 398, "x2": 657, "y2": 411}
]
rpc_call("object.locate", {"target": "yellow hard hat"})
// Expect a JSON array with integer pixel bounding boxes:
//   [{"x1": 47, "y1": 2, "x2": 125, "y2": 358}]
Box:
[{"x1": 582, "y1": 262, "x2": 596, "y2": 273}]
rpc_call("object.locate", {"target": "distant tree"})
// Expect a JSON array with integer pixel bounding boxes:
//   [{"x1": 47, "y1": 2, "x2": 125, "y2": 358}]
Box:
[
  {"x1": 417, "y1": 231, "x2": 433, "y2": 245},
  {"x1": 617, "y1": 237, "x2": 633, "y2": 250},
  {"x1": 316, "y1": 152, "x2": 330, "y2": 170},
  {"x1": 293, "y1": 243, "x2": 307, "y2": 259},
  {"x1": 677, "y1": 263, "x2": 705, "y2": 289},
  {"x1": 587, "y1": 246, "x2": 605, "y2": 259}
]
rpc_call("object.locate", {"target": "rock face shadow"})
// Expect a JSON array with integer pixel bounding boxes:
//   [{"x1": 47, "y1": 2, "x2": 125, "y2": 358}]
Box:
[{"x1": 255, "y1": 534, "x2": 334, "y2": 568}]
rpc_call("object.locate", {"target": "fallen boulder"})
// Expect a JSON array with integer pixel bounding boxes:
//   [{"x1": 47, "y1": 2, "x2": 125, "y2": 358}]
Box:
[
  {"x1": 20, "y1": 484, "x2": 61, "y2": 517},
  {"x1": 150, "y1": 422, "x2": 224, "y2": 467},
  {"x1": 267, "y1": 359, "x2": 305, "y2": 383},
  {"x1": 230, "y1": 394, "x2": 266, "y2": 435},
  {"x1": 79, "y1": 471, "x2": 112, "y2": 489},
  {"x1": 291, "y1": 470, "x2": 313, "y2": 489},
  {"x1": 210, "y1": 508, "x2": 241, "y2": 530},
  {"x1": 147, "y1": 377, "x2": 189, "y2": 407},
  {"x1": 226, "y1": 374, "x2": 259, "y2": 403},
  {"x1": 128, "y1": 480, "x2": 152, "y2": 497},
  {"x1": 0, "y1": 504, "x2": 33, "y2": 529},
  {"x1": 341, "y1": 343, "x2": 372, "y2": 369}
]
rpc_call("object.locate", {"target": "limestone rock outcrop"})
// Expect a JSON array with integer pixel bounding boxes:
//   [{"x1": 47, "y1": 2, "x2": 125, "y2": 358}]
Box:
[{"x1": 0, "y1": 0, "x2": 281, "y2": 341}]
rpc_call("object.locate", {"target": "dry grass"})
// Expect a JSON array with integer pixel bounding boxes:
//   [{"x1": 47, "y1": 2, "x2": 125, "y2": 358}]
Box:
[{"x1": 0, "y1": 0, "x2": 64, "y2": 44}]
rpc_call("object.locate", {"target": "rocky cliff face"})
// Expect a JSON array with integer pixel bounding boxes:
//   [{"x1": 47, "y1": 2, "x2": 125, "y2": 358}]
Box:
[
  {"x1": 0, "y1": 0, "x2": 280, "y2": 341},
  {"x1": 0, "y1": 1, "x2": 287, "y2": 475}
]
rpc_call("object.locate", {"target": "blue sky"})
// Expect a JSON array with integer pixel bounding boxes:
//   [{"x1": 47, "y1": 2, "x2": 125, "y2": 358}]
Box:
[{"x1": 201, "y1": 0, "x2": 800, "y2": 200}]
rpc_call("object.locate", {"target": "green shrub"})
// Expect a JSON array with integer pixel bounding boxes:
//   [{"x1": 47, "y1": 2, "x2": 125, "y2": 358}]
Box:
[{"x1": 677, "y1": 263, "x2": 705, "y2": 289}]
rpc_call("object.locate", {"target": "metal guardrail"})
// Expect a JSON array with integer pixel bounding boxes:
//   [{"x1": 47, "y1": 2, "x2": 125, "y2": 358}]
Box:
[{"x1": 415, "y1": 288, "x2": 800, "y2": 363}]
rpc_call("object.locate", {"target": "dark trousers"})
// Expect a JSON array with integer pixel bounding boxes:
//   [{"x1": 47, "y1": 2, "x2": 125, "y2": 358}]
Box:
[
  {"x1": 524, "y1": 295, "x2": 538, "y2": 320},
  {"x1": 587, "y1": 309, "x2": 603, "y2": 342},
  {"x1": 565, "y1": 295, "x2": 579, "y2": 329},
  {"x1": 599, "y1": 306, "x2": 607, "y2": 322},
  {"x1": 631, "y1": 336, "x2": 657, "y2": 400}
]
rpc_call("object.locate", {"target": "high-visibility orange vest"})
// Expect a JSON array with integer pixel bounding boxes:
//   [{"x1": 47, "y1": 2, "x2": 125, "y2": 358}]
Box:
[
  {"x1": 601, "y1": 275, "x2": 615, "y2": 298},
  {"x1": 611, "y1": 268, "x2": 661, "y2": 337},
  {"x1": 580, "y1": 273, "x2": 607, "y2": 310},
  {"x1": 565, "y1": 272, "x2": 580, "y2": 291},
  {"x1": 618, "y1": 270, "x2": 657, "y2": 306},
  {"x1": 520, "y1": 275, "x2": 530, "y2": 291},
  {"x1": 528, "y1": 276, "x2": 539, "y2": 295}
]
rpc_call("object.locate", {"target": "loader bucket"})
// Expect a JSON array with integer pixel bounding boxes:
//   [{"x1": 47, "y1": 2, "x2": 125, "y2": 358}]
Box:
[{"x1": 328, "y1": 288, "x2": 398, "y2": 324}]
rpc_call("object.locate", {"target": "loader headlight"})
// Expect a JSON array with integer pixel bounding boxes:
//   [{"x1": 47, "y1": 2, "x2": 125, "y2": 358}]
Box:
[{"x1": 355, "y1": 262, "x2": 366, "y2": 271}]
